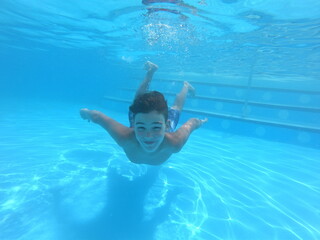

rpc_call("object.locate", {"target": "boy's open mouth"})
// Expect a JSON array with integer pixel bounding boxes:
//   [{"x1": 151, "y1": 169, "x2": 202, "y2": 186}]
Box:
[{"x1": 144, "y1": 141, "x2": 155, "y2": 145}]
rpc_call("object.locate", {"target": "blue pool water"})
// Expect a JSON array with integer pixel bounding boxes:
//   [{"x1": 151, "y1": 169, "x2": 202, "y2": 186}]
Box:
[{"x1": 1, "y1": 1, "x2": 320, "y2": 240}]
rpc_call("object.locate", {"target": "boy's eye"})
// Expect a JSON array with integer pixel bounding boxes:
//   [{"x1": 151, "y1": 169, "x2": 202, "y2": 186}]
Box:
[
  {"x1": 137, "y1": 127, "x2": 145, "y2": 131},
  {"x1": 153, "y1": 127, "x2": 162, "y2": 131}
]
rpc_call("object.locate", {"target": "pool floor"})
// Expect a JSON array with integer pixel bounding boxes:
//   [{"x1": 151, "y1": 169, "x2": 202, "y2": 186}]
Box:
[{"x1": 0, "y1": 99, "x2": 319, "y2": 240}]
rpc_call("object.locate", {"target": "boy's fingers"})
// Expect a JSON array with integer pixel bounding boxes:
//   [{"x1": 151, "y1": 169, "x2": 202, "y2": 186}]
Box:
[{"x1": 202, "y1": 118, "x2": 208, "y2": 123}]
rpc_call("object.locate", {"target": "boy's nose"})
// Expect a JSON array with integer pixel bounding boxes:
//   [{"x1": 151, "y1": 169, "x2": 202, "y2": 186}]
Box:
[{"x1": 145, "y1": 131, "x2": 152, "y2": 137}]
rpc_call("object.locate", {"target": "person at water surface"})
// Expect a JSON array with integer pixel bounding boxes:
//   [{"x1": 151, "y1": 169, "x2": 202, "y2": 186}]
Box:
[
  {"x1": 142, "y1": 0, "x2": 207, "y2": 16},
  {"x1": 80, "y1": 61, "x2": 207, "y2": 165}
]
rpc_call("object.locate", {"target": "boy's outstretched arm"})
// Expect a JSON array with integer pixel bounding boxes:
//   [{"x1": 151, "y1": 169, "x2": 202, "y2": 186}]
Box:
[
  {"x1": 80, "y1": 108, "x2": 132, "y2": 147},
  {"x1": 170, "y1": 117, "x2": 208, "y2": 152}
]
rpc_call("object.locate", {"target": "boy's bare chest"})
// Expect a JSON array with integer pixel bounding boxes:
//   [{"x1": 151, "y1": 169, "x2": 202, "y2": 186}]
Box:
[{"x1": 123, "y1": 144, "x2": 172, "y2": 165}]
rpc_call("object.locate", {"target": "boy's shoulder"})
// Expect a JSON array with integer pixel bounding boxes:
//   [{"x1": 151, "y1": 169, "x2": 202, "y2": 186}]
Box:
[{"x1": 164, "y1": 132, "x2": 183, "y2": 152}]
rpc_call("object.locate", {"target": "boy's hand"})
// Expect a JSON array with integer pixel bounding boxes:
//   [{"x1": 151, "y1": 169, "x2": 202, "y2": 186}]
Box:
[
  {"x1": 193, "y1": 117, "x2": 208, "y2": 129},
  {"x1": 80, "y1": 108, "x2": 91, "y2": 122}
]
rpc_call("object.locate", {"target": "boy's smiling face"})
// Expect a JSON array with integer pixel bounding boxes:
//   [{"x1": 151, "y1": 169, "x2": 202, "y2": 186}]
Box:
[{"x1": 133, "y1": 110, "x2": 167, "y2": 153}]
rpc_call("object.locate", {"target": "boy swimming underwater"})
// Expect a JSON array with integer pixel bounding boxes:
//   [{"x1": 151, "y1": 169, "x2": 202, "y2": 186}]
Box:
[{"x1": 80, "y1": 61, "x2": 207, "y2": 165}]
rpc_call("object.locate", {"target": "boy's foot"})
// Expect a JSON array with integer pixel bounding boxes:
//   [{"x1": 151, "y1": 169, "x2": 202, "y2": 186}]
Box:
[
  {"x1": 144, "y1": 61, "x2": 158, "y2": 73},
  {"x1": 184, "y1": 81, "x2": 196, "y2": 96},
  {"x1": 80, "y1": 108, "x2": 91, "y2": 122}
]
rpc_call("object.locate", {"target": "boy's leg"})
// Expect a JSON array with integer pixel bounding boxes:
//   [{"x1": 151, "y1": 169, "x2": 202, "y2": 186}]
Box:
[
  {"x1": 171, "y1": 81, "x2": 195, "y2": 111},
  {"x1": 166, "y1": 81, "x2": 195, "y2": 132},
  {"x1": 129, "y1": 61, "x2": 158, "y2": 127},
  {"x1": 134, "y1": 61, "x2": 158, "y2": 99}
]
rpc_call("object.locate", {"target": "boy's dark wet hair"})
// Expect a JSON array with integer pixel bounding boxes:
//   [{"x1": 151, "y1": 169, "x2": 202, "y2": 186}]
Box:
[{"x1": 129, "y1": 91, "x2": 168, "y2": 121}]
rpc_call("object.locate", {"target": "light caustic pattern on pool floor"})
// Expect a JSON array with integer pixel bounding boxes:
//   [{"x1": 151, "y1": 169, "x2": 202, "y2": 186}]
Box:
[{"x1": 0, "y1": 100, "x2": 319, "y2": 240}]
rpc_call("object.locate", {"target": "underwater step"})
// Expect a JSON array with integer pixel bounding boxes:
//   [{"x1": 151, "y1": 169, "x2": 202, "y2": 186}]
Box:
[
  {"x1": 121, "y1": 88, "x2": 320, "y2": 112},
  {"x1": 183, "y1": 108, "x2": 320, "y2": 133},
  {"x1": 149, "y1": 78, "x2": 320, "y2": 109},
  {"x1": 103, "y1": 96, "x2": 320, "y2": 133},
  {"x1": 156, "y1": 78, "x2": 320, "y2": 94}
]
